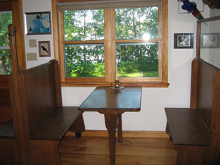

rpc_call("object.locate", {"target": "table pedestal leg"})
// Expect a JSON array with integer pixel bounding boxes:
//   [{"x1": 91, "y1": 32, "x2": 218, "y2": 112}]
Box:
[
  {"x1": 118, "y1": 114, "x2": 123, "y2": 143},
  {"x1": 104, "y1": 114, "x2": 118, "y2": 165}
]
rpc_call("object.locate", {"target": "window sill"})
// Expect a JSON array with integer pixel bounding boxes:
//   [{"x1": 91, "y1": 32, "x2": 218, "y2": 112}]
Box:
[{"x1": 61, "y1": 82, "x2": 169, "y2": 88}]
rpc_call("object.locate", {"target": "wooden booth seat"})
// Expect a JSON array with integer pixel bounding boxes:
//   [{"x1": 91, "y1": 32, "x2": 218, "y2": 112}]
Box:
[
  {"x1": 165, "y1": 58, "x2": 220, "y2": 165},
  {"x1": 0, "y1": 60, "x2": 85, "y2": 165}
]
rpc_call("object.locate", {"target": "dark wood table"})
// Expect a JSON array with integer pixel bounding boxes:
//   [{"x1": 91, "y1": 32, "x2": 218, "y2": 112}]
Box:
[{"x1": 78, "y1": 86, "x2": 142, "y2": 165}]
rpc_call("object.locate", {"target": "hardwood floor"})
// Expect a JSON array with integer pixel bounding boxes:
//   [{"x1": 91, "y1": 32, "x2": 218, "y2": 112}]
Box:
[{"x1": 60, "y1": 130, "x2": 177, "y2": 165}]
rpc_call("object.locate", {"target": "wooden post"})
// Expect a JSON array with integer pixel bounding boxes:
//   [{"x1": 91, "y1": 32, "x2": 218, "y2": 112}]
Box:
[{"x1": 8, "y1": 24, "x2": 27, "y2": 164}]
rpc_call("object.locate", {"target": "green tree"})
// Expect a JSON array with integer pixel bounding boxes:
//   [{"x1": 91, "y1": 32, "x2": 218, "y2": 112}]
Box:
[
  {"x1": 115, "y1": 7, "x2": 159, "y2": 77},
  {"x1": 64, "y1": 10, "x2": 105, "y2": 77},
  {"x1": 0, "y1": 12, "x2": 12, "y2": 75},
  {"x1": 63, "y1": 7, "x2": 159, "y2": 78}
]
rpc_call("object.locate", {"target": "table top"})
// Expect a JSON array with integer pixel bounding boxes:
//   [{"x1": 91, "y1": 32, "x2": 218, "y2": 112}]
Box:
[{"x1": 78, "y1": 86, "x2": 142, "y2": 112}]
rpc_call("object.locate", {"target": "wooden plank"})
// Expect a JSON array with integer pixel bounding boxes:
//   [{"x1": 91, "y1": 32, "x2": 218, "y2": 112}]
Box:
[
  {"x1": 162, "y1": 0, "x2": 168, "y2": 84},
  {"x1": 165, "y1": 108, "x2": 210, "y2": 146},
  {"x1": 30, "y1": 107, "x2": 81, "y2": 140},
  {"x1": 190, "y1": 58, "x2": 198, "y2": 109},
  {"x1": 0, "y1": 87, "x2": 11, "y2": 107},
  {"x1": 8, "y1": 24, "x2": 27, "y2": 164},
  {"x1": 0, "y1": 107, "x2": 12, "y2": 122},
  {"x1": 197, "y1": 58, "x2": 220, "y2": 129},
  {"x1": 0, "y1": 1, "x2": 12, "y2": 11},
  {"x1": 79, "y1": 86, "x2": 142, "y2": 112},
  {"x1": 78, "y1": 130, "x2": 170, "y2": 138},
  {"x1": 175, "y1": 145, "x2": 208, "y2": 165},
  {"x1": 19, "y1": 62, "x2": 57, "y2": 129},
  {"x1": 59, "y1": 131, "x2": 177, "y2": 165},
  {"x1": 12, "y1": 0, "x2": 26, "y2": 71},
  {"x1": 52, "y1": 60, "x2": 63, "y2": 107},
  {"x1": 209, "y1": 70, "x2": 220, "y2": 161},
  {"x1": 0, "y1": 138, "x2": 22, "y2": 164}
]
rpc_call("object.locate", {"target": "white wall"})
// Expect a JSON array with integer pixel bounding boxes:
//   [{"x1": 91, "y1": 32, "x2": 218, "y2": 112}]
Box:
[
  {"x1": 22, "y1": 0, "x2": 210, "y2": 131},
  {"x1": 210, "y1": 8, "x2": 220, "y2": 16},
  {"x1": 23, "y1": 0, "x2": 54, "y2": 68}
]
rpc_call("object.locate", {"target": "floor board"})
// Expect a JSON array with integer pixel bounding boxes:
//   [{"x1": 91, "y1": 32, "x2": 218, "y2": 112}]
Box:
[{"x1": 60, "y1": 131, "x2": 177, "y2": 165}]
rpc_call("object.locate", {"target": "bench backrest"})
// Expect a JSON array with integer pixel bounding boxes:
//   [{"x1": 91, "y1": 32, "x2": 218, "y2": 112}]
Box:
[
  {"x1": 0, "y1": 76, "x2": 12, "y2": 123},
  {"x1": 0, "y1": 76, "x2": 11, "y2": 108},
  {"x1": 10, "y1": 60, "x2": 62, "y2": 135},
  {"x1": 190, "y1": 57, "x2": 220, "y2": 154}
]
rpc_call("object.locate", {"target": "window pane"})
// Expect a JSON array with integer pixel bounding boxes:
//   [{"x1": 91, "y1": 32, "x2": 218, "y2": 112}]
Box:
[
  {"x1": 64, "y1": 10, "x2": 104, "y2": 41},
  {"x1": 0, "y1": 11, "x2": 12, "y2": 75},
  {"x1": 116, "y1": 43, "x2": 158, "y2": 78},
  {"x1": 65, "y1": 44, "x2": 105, "y2": 77},
  {"x1": 0, "y1": 49, "x2": 11, "y2": 75},
  {"x1": 115, "y1": 7, "x2": 158, "y2": 40},
  {"x1": 0, "y1": 12, "x2": 12, "y2": 46}
]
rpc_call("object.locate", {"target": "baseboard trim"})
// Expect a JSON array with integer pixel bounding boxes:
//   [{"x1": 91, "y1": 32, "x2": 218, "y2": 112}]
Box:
[{"x1": 67, "y1": 130, "x2": 169, "y2": 138}]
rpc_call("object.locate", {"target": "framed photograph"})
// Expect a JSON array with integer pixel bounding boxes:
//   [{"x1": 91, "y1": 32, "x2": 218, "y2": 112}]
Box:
[
  {"x1": 38, "y1": 41, "x2": 51, "y2": 57},
  {"x1": 25, "y1": 12, "x2": 51, "y2": 35},
  {"x1": 174, "y1": 33, "x2": 194, "y2": 49},
  {"x1": 201, "y1": 33, "x2": 220, "y2": 48}
]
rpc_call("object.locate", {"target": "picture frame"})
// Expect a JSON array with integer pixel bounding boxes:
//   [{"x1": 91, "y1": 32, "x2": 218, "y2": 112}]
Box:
[
  {"x1": 38, "y1": 41, "x2": 51, "y2": 57},
  {"x1": 201, "y1": 33, "x2": 220, "y2": 48},
  {"x1": 25, "y1": 12, "x2": 51, "y2": 35},
  {"x1": 174, "y1": 33, "x2": 194, "y2": 49}
]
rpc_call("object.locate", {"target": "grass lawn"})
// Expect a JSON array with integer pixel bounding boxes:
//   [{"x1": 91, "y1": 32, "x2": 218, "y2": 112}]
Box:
[
  {"x1": 118, "y1": 71, "x2": 158, "y2": 77},
  {"x1": 67, "y1": 71, "x2": 158, "y2": 78}
]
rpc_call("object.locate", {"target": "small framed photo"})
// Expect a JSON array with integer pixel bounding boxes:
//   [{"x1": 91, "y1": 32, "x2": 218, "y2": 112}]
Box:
[
  {"x1": 174, "y1": 33, "x2": 194, "y2": 49},
  {"x1": 25, "y1": 12, "x2": 51, "y2": 35},
  {"x1": 38, "y1": 41, "x2": 51, "y2": 57},
  {"x1": 201, "y1": 33, "x2": 220, "y2": 48}
]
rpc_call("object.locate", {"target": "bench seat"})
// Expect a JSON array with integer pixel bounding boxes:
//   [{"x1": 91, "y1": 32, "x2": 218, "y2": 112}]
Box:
[
  {"x1": 165, "y1": 108, "x2": 210, "y2": 146},
  {"x1": 30, "y1": 107, "x2": 81, "y2": 140},
  {"x1": 0, "y1": 120, "x2": 14, "y2": 138},
  {"x1": 0, "y1": 58, "x2": 85, "y2": 164}
]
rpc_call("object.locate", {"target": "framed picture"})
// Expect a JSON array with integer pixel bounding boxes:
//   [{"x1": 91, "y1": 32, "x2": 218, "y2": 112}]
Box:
[
  {"x1": 174, "y1": 33, "x2": 194, "y2": 49},
  {"x1": 25, "y1": 12, "x2": 51, "y2": 35},
  {"x1": 39, "y1": 41, "x2": 51, "y2": 57},
  {"x1": 201, "y1": 33, "x2": 220, "y2": 48}
]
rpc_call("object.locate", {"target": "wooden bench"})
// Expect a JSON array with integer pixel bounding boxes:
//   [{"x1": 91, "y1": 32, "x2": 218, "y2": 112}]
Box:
[
  {"x1": 0, "y1": 60, "x2": 85, "y2": 164},
  {"x1": 165, "y1": 58, "x2": 220, "y2": 164}
]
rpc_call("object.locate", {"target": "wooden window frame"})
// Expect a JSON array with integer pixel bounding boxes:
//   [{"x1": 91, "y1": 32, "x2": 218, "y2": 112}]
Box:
[{"x1": 52, "y1": 0, "x2": 168, "y2": 87}]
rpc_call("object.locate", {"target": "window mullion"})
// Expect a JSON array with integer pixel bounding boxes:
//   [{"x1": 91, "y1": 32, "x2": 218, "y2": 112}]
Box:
[
  {"x1": 60, "y1": 11, "x2": 66, "y2": 82},
  {"x1": 158, "y1": 7, "x2": 162, "y2": 81},
  {"x1": 104, "y1": 9, "x2": 114, "y2": 83},
  {"x1": 111, "y1": 9, "x2": 117, "y2": 81}
]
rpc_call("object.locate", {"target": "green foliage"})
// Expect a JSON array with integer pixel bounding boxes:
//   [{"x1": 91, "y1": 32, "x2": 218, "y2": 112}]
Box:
[
  {"x1": 66, "y1": 62, "x2": 95, "y2": 77},
  {"x1": 115, "y1": 7, "x2": 158, "y2": 39},
  {"x1": 64, "y1": 10, "x2": 104, "y2": 41},
  {"x1": 0, "y1": 12, "x2": 12, "y2": 75},
  {"x1": 65, "y1": 44, "x2": 105, "y2": 77},
  {"x1": 117, "y1": 43, "x2": 159, "y2": 77}
]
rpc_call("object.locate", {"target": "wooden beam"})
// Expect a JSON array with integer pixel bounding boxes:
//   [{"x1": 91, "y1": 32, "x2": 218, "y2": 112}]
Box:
[
  {"x1": 0, "y1": 0, "x2": 17, "y2": 2},
  {"x1": 12, "y1": 0, "x2": 26, "y2": 71},
  {"x1": 0, "y1": 2, "x2": 12, "y2": 11}
]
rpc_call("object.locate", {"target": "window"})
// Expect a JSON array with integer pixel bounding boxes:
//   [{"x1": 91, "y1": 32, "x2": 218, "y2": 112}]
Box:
[
  {"x1": 0, "y1": 11, "x2": 12, "y2": 75},
  {"x1": 52, "y1": 0, "x2": 168, "y2": 87}
]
